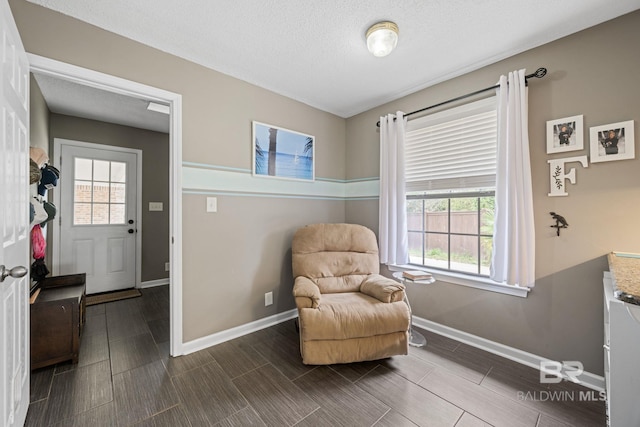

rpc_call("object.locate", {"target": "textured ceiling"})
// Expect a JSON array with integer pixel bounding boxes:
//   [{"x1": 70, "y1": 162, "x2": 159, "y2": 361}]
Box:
[{"x1": 29, "y1": 0, "x2": 640, "y2": 121}]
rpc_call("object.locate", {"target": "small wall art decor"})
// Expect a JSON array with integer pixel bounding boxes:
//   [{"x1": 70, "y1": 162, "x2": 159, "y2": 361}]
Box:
[
  {"x1": 547, "y1": 155, "x2": 588, "y2": 197},
  {"x1": 546, "y1": 115, "x2": 584, "y2": 154},
  {"x1": 589, "y1": 120, "x2": 635, "y2": 163},
  {"x1": 252, "y1": 121, "x2": 315, "y2": 181},
  {"x1": 549, "y1": 212, "x2": 569, "y2": 236}
]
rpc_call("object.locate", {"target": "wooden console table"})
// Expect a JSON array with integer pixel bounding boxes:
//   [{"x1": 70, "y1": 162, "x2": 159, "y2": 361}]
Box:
[{"x1": 30, "y1": 273, "x2": 86, "y2": 370}]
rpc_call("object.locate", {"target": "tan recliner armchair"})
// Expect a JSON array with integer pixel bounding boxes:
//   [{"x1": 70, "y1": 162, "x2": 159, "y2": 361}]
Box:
[{"x1": 292, "y1": 223, "x2": 410, "y2": 365}]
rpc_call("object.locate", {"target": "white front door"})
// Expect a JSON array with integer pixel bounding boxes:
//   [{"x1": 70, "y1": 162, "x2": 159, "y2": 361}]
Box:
[
  {"x1": 0, "y1": 1, "x2": 31, "y2": 426},
  {"x1": 57, "y1": 141, "x2": 139, "y2": 294}
]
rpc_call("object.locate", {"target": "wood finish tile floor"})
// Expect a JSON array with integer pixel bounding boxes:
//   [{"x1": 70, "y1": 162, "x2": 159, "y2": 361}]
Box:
[{"x1": 26, "y1": 285, "x2": 606, "y2": 426}]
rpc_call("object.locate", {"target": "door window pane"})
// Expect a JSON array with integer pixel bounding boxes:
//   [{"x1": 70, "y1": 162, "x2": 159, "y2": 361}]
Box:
[
  {"x1": 93, "y1": 160, "x2": 110, "y2": 181},
  {"x1": 92, "y1": 204, "x2": 109, "y2": 225},
  {"x1": 74, "y1": 203, "x2": 92, "y2": 225},
  {"x1": 72, "y1": 157, "x2": 129, "y2": 225},
  {"x1": 74, "y1": 181, "x2": 92, "y2": 202},
  {"x1": 110, "y1": 204, "x2": 125, "y2": 224},
  {"x1": 75, "y1": 158, "x2": 92, "y2": 180},
  {"x1": 111, "y1": 162, "x2": 126, "y2": 183},
  {"x1": 110, "y1": 183, "x2": 126, "y2": 203},
  {"x1": 92, "y1": 182, "x2": 110, "y2": 203}
]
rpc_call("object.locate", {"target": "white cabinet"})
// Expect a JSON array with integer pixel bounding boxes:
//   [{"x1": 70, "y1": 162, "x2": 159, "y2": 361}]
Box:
[{"x1": 603, "y1": 271, "x2": 640, "y2": 427}]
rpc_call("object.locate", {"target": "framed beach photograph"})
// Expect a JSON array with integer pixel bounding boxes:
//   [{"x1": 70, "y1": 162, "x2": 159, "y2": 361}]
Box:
[
  {"x1": 252, "y1": 121, "x2": 315, "y2": 181},
  {"x1": 546, "y1": 115, "x2": 584, "y2": 154},
  {"x1": 589, "y1": 120, "x2": 635, "y2": 163}
]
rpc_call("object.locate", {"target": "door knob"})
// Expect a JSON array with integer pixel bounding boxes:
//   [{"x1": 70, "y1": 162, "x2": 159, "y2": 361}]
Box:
[
  {"x1": 0, "y1": 265, "x2": 28, "y2": 283},
  {"x1": 128, "y1": 219, "x2": 134, "y2": 224},
  {"x1": 128, "y1": 229, "x2": 134, "y2": 234}
]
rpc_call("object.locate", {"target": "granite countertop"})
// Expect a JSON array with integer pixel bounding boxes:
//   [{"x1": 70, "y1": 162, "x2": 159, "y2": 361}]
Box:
[{"x1": 608, "y1": 252, "x2": 640, "y2": 306}]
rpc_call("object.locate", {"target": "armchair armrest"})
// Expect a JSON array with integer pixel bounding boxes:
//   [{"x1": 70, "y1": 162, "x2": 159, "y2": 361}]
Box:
[
  {"x1": 360, "y1": 274, "x2": 405, "y2": 303},
  {"x1": 293, "y1": 276, "x2": 321, "y2": 309}
]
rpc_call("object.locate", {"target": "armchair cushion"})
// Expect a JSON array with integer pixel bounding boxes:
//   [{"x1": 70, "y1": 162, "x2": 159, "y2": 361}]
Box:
[
  {"x1": 293, "y1": 276, "x2": 321, "y2": 309},
  {"x1": 360, "y1": 274, "x2": 405, "y2": 303},
  {"x1": 299, "y1": 293, "x2": 409, "y2": 341}
]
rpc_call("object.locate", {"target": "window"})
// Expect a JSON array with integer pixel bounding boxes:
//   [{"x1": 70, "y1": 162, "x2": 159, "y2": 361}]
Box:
[
  {"x1": 404, "y1": 97, "x2": 497, "y2": 276},
  {"x1": 73, "y1": 157, "x2": 127, "y2": 225}
]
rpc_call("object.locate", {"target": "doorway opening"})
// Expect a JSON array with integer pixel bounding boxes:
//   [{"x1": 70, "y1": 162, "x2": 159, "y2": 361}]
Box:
[{"x1": 28, "y1": 54, "x2": 184, "y2": 356}]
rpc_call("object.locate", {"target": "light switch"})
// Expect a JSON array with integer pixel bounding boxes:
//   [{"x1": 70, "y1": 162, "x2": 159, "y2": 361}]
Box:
[
  {"x1": 206, "y1": 197, "x2": 217, "y2": 213},
  {"x1": 149, "y1": 202, "x2": 163, "y2": 211}
]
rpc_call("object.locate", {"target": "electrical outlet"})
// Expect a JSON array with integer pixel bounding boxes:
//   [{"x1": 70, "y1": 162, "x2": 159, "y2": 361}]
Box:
[
  {"x1": 165, "y1": 262, "x2": 170, "y2": 272},
  {"x1": 265, "y1": 291, "x2": 273, "y2": 306}
]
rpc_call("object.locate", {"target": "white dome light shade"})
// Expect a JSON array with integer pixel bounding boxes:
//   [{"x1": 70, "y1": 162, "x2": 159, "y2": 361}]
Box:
[{"x1": 366, "y1": 21, "x2": 399, "y2": 57}]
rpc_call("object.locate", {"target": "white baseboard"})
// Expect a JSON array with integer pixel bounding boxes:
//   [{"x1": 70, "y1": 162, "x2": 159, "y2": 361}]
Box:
[
  {"x1": 412, "y1": 316, "x2": 605, "y2": 391},
  {"x1": 139, "y1": 278, "x2": 170, "y2": 288},
  {"x1": 182, "y1": 309, "x2": 298, "y2": 355}
]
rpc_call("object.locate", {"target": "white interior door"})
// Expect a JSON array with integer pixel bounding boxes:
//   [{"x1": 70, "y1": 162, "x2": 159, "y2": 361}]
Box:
[
  {"x1": 0, "y1": 1, "x2": 31, "y2": 425},
  {"x1": 57, "y1": 142, "x2": 139, "y2": 294}
]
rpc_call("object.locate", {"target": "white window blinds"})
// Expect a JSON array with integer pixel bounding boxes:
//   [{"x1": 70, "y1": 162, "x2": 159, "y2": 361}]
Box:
[{"x1": 404, "y1": 97, "x2": 497, "y2": 192}]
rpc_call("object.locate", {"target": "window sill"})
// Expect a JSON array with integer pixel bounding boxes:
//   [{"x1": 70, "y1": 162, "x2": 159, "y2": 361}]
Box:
[{"x1": 388, "y1": 265, "x2": 530, "y2": 298}]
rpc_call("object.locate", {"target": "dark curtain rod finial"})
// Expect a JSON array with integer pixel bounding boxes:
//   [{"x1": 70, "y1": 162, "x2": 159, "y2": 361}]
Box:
[
  {"x1": 530, "y1": 67, "x2": 547, "y2": 79},
  {"x1": 376, "y1": 67, "x2": 548, "y2": 127}
]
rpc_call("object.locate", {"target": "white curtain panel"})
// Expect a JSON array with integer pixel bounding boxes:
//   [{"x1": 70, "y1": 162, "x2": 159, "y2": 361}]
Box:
[
  {"x1": 378, "y1": 112, "x2": 409, "y2": 265},
  {"x1": 491, "y1": 69, "x2": 536, "y2": 287}
]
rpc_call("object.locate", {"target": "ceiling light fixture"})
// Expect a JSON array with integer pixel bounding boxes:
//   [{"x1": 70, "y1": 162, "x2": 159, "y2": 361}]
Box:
[{"x1": 366, "y1": 21, "x2": 399, "y2": 57}]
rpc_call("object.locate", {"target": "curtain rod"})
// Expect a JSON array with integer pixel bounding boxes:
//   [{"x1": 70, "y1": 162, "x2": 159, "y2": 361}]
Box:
[{"x1": 376, "y1": 67, "x2": 547, "y2": 127}]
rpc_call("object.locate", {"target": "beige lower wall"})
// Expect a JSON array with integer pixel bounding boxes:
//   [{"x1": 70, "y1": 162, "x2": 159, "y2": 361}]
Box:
[
  {"x1": 49, "y1": 114, "x2": 170, "y2": 283},
  {"x1": 182, "y1": 194, "x2": 345, "y2": 341},
  {"x1": 346, "y1": 11, "x2": 640, "y2": 375}
]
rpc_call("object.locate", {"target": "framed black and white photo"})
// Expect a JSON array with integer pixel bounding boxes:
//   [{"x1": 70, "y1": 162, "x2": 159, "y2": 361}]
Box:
[
  {"x1": 546, "y1": 115, "x2": 584, "y2": 154},
  {"x1": 252, "y1": 121, "x2": 315, "y2": 181},
  {"x1": 589, "y1": 120, "x2": 635, "y2": 163}
]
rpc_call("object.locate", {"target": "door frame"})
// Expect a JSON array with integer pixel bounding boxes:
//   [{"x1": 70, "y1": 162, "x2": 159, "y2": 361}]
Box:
[
  {"x1": 51, "y1": 139, "x2": 143, "y2": 290},
  {"x1": 28, "y1": 53, "x2": 185, "y2": 356}
]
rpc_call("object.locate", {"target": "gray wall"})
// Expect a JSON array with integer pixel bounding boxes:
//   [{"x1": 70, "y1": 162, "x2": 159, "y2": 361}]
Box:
[
  {"x1": 49, "y1": 114, "x2": 170, "y2": 283},
  {"x1": 345, "y1": 10, "x2": 640, "y2": 375},
  {"x1": 29, "y1": 74, "x2": 49, "y2": 152}
]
